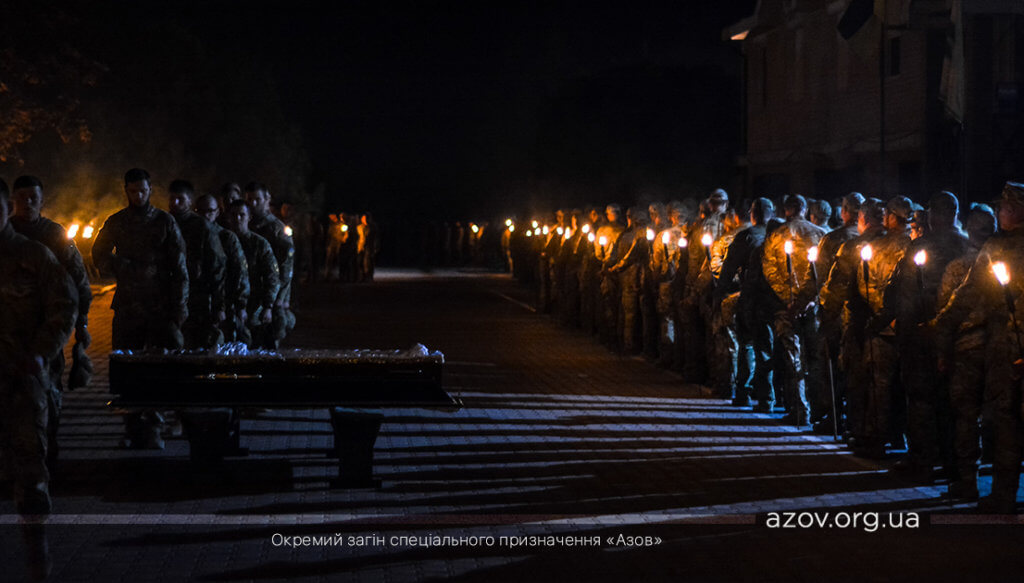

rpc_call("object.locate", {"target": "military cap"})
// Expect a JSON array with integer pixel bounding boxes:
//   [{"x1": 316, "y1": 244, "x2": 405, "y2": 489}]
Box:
[{"x1": 885, "y1": 195, "x2": 914, "y2": 221}]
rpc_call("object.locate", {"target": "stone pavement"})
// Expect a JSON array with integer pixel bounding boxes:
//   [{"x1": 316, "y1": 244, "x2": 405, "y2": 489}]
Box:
[{"x1": 3, "y1": 269, "x2": 1024, "y2": 582}]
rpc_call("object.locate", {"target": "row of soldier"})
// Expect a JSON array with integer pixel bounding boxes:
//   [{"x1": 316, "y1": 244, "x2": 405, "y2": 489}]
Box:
[{"x1": 511, "y1": 183, "x2": 1024, "y2": 513}]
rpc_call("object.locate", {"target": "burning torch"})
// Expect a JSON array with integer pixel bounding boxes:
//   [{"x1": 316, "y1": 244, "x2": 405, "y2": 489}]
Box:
[
  {"x1": 992, "y1": 261, "x2": 1024, "y2": 359},
  {"x1": 67, "y1": 223, "x2": 81, "y2": 239},
  {"x1": 784, "y1": 239, "x2": 796, "y2": 303},
  {"x1": 913, "y1": 249, "x2": 927, "y2": 291},
  {"x1": 807, "y1": 245, "x2": 819, "y2": 284},
  {"x1": 646, "y1": 228, "x2": 655, "y2": 242},
  {"x1": 860, "y1": 244, "x2": 873, "y2": 300},
  {"x1": 701, "y1": 232, "x2": 713, "y2": 264}
]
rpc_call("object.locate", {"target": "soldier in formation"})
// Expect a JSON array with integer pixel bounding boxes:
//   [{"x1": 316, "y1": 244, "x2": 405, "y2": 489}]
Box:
[{"x1": 510, "y1": 182, "x2": 1024, "y2": 512}]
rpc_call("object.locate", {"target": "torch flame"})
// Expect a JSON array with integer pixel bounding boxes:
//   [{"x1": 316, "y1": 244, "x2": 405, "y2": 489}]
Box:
[
  {"x1": 533, "y1": 228, "x2": 541, "y2": 236},
  {"x1": 993, "y1": 261, "x2": 1011, "y2": 286},
  {"x1": 532, "y1": 220, "x2": 539, "y2": 229},
  {"x1": 505, "y1": 218, "x2": 513, "y2": 227},
  {"x1": 563, "y1": 229, "x2": 571, "y2": 240},
  {"x1": 701, "y1": 233, "x2": 713, "y2": 247},
  {"x1": 341, "y1": 224, "x2": 349, "y2": 232},
  {"x1": 646, "y1": 228, "x2": 655, "y2": 241},
  {"x1": 471, "y1": 224, "x2": 479, "y2": 234},
  {"x1": 913, "y1": 250, "x2": 927, "y2": 266},
  {"x1": 587, "y1": 232, "x2": 595, "y2": 243},
  {"x1": 556, "y1": 226, "x2": 564, "y2": 236},
  {"x1": 661, "y1": 232, "x2": 670, "y2": 245},
  {"x1": 82, "y1": 225, "x2": 94, "y2": 239},
  {"x1": 508, "y1": 224, "x2": 515, "y2": 233},
  {"x1": 784, "y1": 240, "x2": 794, "y2": 255},
  {"x1": 526, "y1": 230, "x2": 532, "y2": 237},
  {"x1": 861, "y1": 244, "x2": 873, "y2": 262},
  {"x1": 582, "y1": 224, "x2": 591, "y2": 234},
  {"x1": 542, "y1": 226, "x2": 549, "y2": 235},
  {"x1": 678, "y1": 237, "x2": 688, "y2": 248},
  {"x1": 67, "y1": 223, "x2": 80, "y2": 239},
  {"x1": 807, "y1": 246, "x2": 818, "y2": 263},
  {"x1": 598, "y1": 236, "x2": 608, "y2": 247},
  {"x1": 284, "y1": 225, "x2": 294, "y2": 237}
]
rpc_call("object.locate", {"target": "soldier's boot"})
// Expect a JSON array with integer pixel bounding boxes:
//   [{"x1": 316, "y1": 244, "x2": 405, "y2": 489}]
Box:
[
  {"x1": 21, "y1": 522, "x2": 51, "y2": 582},
  {"x1": 978, "y1": 471, "x2": 1019, "y2": 513}
]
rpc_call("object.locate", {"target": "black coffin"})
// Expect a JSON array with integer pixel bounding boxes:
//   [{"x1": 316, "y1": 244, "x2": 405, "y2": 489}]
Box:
[{"x1": 108, "y1": 345, "x2": 458, "y2": 409}]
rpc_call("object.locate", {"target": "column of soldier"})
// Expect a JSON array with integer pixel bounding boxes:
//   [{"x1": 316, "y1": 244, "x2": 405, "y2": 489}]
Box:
[
  {"x1": 512, "y1": 182, "x2": 1024, "y2": 513},
  {"x1": 0, "y1": 170, "x2": 299, "y2": 578}
]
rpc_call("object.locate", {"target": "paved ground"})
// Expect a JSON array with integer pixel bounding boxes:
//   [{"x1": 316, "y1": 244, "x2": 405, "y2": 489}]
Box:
[{"x1": 4, "y1": 269, "x2": 1024, "y2": 582}]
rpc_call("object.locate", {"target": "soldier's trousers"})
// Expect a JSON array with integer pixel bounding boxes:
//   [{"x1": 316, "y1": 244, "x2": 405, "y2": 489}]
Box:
[
  {"x1": 0, "y1": 372, "x2": 51, "y2": 516},
  {"x1": 900, "y1": 331, "x2": 945, "y2": 467},
  {"x1": 737, "y1": 305, "x2": 773, "y2": 405},
  {"x1": 773, "y1": 311, "x2": 809, "y2": 423},
  {"x1": 561, "y1": 267, "x2": 581, "y2": 326},
  {"x1": 183, "y1": 314, "x2": 225, "y2": 350},
  {"x1": 600, "y1": 275, "x2": 621, "y2": 349},
  {"x1": 641, "y1": 280, "x2": 659, "y2": 359},
  {"x1": 861, "y1": 333, "x2": 901, "y2": 448},
  {"x1": 840, "y1": 322, "x2": 868, "y2": 440},
  {"x1": 656, "y1": 281, "x2": 675, "y2": 367},
  {"x1": 983, "y1": 338, "x2": 1023, "y2": 504},
  {"x1": 620, "y1": 274, "x2": 641, "y2": 355},
  {"x1": 679, "y1": 295, "x2": 708, "y2": 385},
  {"x1": 112, "y1": 311, "x2": 185, "y2": 351},
  {"x1": 579, "y1": 267, "x2": 598, "y2": 335},
  {"x1": 538, "y1": 259, "x2": 551, "y2": 313},
  {"x1": 809, "y1": 320, "x2": 842, "y2": 425},
  {"x1": 709, "y1": 293, "x2": 740, "y2": 398},
  {"x1": 949, "y1": 339, "x2": 986, "y2": 488}
]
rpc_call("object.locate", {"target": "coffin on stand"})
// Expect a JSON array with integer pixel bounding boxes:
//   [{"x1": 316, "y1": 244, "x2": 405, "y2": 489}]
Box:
[{"x1": 108, "y1": 344, "x2": 458, "y2": 487}]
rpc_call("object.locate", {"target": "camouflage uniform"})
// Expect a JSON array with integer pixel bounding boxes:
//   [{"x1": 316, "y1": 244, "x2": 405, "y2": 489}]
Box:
[
  {"x1": 820, "y1": 225, "x2": 887, "y2": 442},
  {"x1": 881, "y1": 226, "x2": 968, "y2": 470},
  {"x1": 559, "y1": 228, "x2": 583, "y2": 326},
  {"x1": 652, "y1": 225, "x2": 683, "y2": 367},
  {"x1": 250, "y1": 210, "x2": 295, "y2": 347},
  {"x1": 681, "y1": 213, "x2": 724, "y2": 384},
  {"x1": 597, "y1": 221, "x2": 625, "y2": 348},
  {"x1": 607, "y1": 221, "x2": 649, "y2": 354},
  {"x1": 719, "y1": 223, "x2": 770, "y2": 405},
  {"x1": 236, "y1": 230, "x2": 281, "y2": 348},
  {"x1": 934, "y1": 226, "x2": 1024, "y2": 510},
  {"x1": 93, "y1": 204, "x2": 189, "y2": 350},
  {"x1": 578, "y1": 222, "x2": 603, "y2": 336},
  {"x1": 933, "y1": 244, "x2": 986, "y2": 496},
  {"x1": 704, "y1": 221, "x2": 746, "y2": 398},
  {"x1": 807, "y1": 221, "x2": 859, "y2": 424},
  {"x1": 761, "y1": 218, "x2": 826, "y2": 424},
  {"x1": 10, "y1": 215, "x2": 93, "y2": 459},
  {"x1": 174, "y1": 211, "x2": 227, "y2": 349},
  {"x1": 0, "y1": 222, "x2": 76, "y2": 515},
  {"x1": 210, "y1": 222, "x2": 250, "y2": 343},
  {"x1": 856, "y1": 225, "x2": 913, "y2": 450}
]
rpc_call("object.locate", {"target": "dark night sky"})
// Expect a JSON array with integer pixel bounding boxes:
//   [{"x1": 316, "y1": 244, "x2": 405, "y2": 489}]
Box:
[
  {"x1": 187, "y1": 1, "x2": 756, "y2": 214},
  {"x1": 24, "y1": 1, "x2": 759, "y2": 218}
]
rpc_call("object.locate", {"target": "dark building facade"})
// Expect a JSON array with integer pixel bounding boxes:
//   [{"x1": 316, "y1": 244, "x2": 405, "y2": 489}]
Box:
[{"x1": 726, "y1": 0, "x2": 1024, "y2": 203}]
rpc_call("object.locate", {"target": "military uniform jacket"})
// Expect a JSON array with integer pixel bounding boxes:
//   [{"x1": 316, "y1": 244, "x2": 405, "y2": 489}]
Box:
[
  {"x1": 0, "y1": 223, "x2": 76, "y2": 364},
  {"x1": 11, "y1": 215, "x2": 91, "y2": 328},
  {"x1": 174, "y1": 211, "x2": 227, "y2": 316},
  {"x1": 881, "y1": 226, "x2": 969, "y2": 331},
  {"x1": 607, "y1": 225, "x2": 648, "y2": 287},
  {"x1": 595, "y1": 222, "x2": 624, "y2": 265},
  {"x1": 92, "y1": 204, "x2": 188, "y2": 319},
  {"x1": 236, "y1": 230, "x2": 280, "y2": 318},
  {"x1": 761, "y1": 218, "x2": 826, "y2": 306},
  {"x1": 816, "y1": 222, "x2": 859, "y2": 291},
  {"x1": 250, "y1": 211, "x2": 294, "y2": 304},
  {"x1": 856, "y1": 226, "x2": 912, "y2": 315},
  {"x1": 211, "y1": 223, "x2": 250, "y2": 317},
  {"x1": 934, "y1": 228, "x2": 1024, "y2": 353},
  {"x1": 684, "y1": 213, "x2": 724, "y2": 296},
  {"x1": 819, "y1": 226, "x2": 887, "y2": 320}
]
